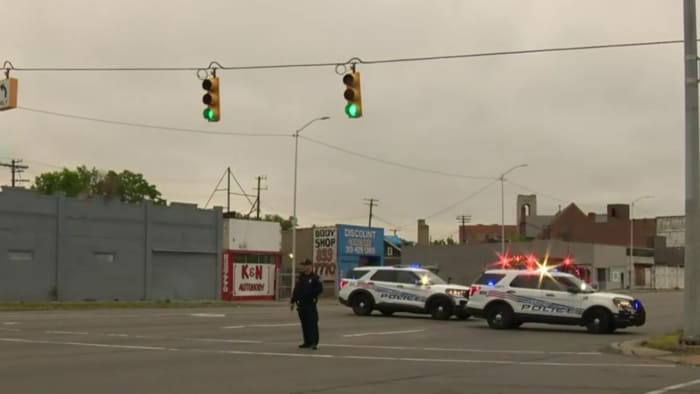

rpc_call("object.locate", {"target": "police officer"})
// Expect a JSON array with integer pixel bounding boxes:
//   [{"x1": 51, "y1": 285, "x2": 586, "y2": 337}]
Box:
[{"x1": 291, "y1": 259, "x2": 323, "y2": 350}]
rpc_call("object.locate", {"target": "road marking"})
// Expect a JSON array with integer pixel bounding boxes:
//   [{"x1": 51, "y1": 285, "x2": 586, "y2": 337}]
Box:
[
  {"x1": 2, "y1": 322, "x2": 19, "y2": 325},
  {"x1": 222, "y1": 323, "x2": 297, "y2": 329},
  {"x1": 0, "y1": 337, "x2": 179, "y2": 351},
  {"x1": 190, "y1": 313, "x2": 226, "y2": 318},
  {"x1": 315, "y1": 343, "x2": 602, "y2": 356},
  {"x1": 186, "y1": 338, "x2": 263, "y2": 344},
  {"x1": 644, "y1": 378, "x2": 700, "y2": 394},
  {"x1": 45, "y1": 330, "x2": 89, "y2": 335},
  {"x1": 0, "y1": 328, "x2": 20, "y2": 332},
  {"x1": 343, "y1": 329, "x2": 425, "y2": 337},
  {"x1": 0, "y1": 336, "x2": 675, "y2": 368}
]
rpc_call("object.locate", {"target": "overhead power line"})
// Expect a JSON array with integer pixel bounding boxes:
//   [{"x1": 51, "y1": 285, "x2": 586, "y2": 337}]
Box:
[
  {"x1": 2, "y1": 39, "x2": 688, "y2": 73},
  {"x1": 16, "y1": 107, "x2": 289, "y2": 138},
  {"x1": 13, "y1": 106, "x2": 497, "y2": 181},
  {"x1": 301, "y1": 136, "x2": 495, "y2": 180}
]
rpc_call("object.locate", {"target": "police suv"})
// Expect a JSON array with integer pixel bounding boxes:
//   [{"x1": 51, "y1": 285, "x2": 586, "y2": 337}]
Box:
[
  {"x1": 465, "y1": 269, "x2": 646, "y2": 333},
  {"x1": 338, "y1": 265, "x2": 471, "y2": 320}
]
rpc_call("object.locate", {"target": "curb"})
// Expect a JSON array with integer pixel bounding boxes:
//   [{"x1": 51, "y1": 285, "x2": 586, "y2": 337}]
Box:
[{"x1": 610, "y1": 339, "x2": 700, "y2": 366}]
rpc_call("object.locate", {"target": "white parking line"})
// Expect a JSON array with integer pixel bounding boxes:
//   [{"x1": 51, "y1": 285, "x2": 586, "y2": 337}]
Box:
[
  {"x1": 343, "y1": 329, "x2": 425, "y2": 337},
  {"x1": 222, "y1": 323, "x2": 297, "y2": 329},
  {"x1": 186, "y1": 338, "x2": 263, "y2": 344},
  {"x1": 0, "y1": 337, "x2": 178, "y2": 351},
  {"x1": 315, "y1": 343, "x2": 602, "y2": 356},
  {"x1": 190, "y1": 313, "x2": 226, "y2": 318},
  {"x1": 0, "y1": 336, "x2": 675, "y2": 368},
  {"x1": 45, "y1": 330, "x2": 89, "y2": 335},
  {"x1": 644, "y1": 378, "x2": 700, "y2": 394},
  {"x1": 2, "y1": 322, "x2": 19, "y2": 325}
]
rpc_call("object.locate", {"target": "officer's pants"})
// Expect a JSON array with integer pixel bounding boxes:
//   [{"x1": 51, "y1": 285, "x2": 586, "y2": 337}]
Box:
[{"x1": 297, "y1": 304, "x2": 319, "y2": 345}]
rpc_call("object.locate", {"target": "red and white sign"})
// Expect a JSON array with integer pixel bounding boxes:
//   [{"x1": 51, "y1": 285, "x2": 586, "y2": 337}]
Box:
[
  {"x1": 232, "y1": 263, "x2": 276, "y2": 298},
  {"x1": 313, "y1": 226, "x2": 337, "y2": 281}
]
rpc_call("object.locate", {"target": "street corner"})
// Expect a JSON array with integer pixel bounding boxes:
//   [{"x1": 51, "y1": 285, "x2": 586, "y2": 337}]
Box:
[
  {"x1": 609, "y1": 338, "x2": 673, "y2": 358},
  {"x1": 610, "y1": 337, "x2": 700, "y2": 366}
]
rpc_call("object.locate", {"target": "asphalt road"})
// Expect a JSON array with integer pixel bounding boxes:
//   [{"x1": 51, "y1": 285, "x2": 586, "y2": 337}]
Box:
[{"x1": 0, "y1": 291, "x2": 698, "y2": 394}]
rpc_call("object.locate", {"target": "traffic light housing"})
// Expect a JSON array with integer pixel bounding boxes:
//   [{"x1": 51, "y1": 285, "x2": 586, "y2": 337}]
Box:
[
  {"x1": 343, "y1": 71, "x2": 362, "y2": 118},
  {"x1": 202, "y1": 76, "x2": 220, "y2": 122}
]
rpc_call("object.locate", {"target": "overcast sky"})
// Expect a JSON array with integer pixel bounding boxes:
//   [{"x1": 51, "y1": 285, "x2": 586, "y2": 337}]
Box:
[{"x1": 2, "y1": 0, "x2": 689, "y2": 241}]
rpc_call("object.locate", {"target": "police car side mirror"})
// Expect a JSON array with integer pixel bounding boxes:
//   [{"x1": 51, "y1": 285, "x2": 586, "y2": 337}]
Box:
[{"x1": 566, "y1": 286, "x2": 580, "y2": 294}]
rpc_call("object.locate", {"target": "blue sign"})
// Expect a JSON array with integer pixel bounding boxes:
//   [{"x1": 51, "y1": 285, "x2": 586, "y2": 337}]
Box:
[{"x1": 336, "y1": 224, "x2": 384, "y2": 257}]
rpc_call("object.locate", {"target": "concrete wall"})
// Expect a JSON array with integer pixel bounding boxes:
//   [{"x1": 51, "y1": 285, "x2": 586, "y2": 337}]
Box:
[{"x1": 0, "y1": 188, "x2": 222, "y2": 301}]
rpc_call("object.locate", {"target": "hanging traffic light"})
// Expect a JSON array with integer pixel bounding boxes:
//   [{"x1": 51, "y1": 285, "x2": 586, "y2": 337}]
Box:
[
  {"x1": 202, "y1": 76, "x2": 220, "y2": 122},
  {"x1": 342, "y1": 70, "x2": 362, "y2": 118}
]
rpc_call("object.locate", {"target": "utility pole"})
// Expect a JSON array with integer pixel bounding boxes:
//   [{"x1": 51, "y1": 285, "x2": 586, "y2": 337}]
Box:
[
  {"x1": 203, "y1": 167, "x2": 256, "y2": 214},
  {"x1": 456, "y1": 215, "x2": 472, "y2": 244},
  {"x1": 253, "y1": 175, "x2": 268, "y2": 220},
  {"x1": 0, "y1": 159, "x2": 29, "y2": 187},
  {"x1": 389, "y1": 228, "x2": 399, "y2": 236},
  {"x1": 364, "y1": 198, "x2": 379, "y2": 227},
  {"x1": 682, "y1": 0, "x2": 700, "y2": 346}
]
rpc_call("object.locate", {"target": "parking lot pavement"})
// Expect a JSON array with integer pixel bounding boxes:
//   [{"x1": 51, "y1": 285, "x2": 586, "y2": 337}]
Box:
[{"x1": 0, "y1": 291, "x2": 697, "y2": 394}]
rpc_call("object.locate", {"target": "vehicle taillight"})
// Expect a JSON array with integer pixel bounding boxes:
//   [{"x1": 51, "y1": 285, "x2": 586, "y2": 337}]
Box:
[
  {"x1": 339, "y1": 279, "x2": 349, "y2": 289},
  {"x1": 469, "y1": 285, "x2": 481, "y2": 297}
]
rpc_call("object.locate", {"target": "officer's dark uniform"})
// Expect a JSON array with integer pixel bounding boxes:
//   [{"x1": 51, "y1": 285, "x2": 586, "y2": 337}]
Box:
[{"x1": 291, "y1": 260, "x2": 323, "y2": 349}]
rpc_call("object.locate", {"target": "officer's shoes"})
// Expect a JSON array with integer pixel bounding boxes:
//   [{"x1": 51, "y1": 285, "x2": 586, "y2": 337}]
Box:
[
  {"x1": 311, "y1": 345, "x2": 318, "y2": 350},
  {"x1": 298, "y1": 343, "x2": 310, "y2": 348}
]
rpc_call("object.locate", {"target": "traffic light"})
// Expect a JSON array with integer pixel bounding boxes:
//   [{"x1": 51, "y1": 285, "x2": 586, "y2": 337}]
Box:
[
  {"x1": 342, "y1": 71, "x2": 362, "y2": 118},
  {"x1": 202, "y1": 76, "x2": 220, "y2": 122}
]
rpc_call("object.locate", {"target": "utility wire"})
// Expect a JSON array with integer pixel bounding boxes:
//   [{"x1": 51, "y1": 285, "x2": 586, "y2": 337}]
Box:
[
  {"x1": 301, "y1": 136, "x2": 495, "y2": 181},
  {"x1": 395, "y1": 179, "x2": 500, "y2": 230},
  {"x1": 3, "y1": 39, "x2": 687, "y2": 73},
  {"x1": 16, "y1": 107, "x2": 290, "y2": 138},
  {"x1": 13, "y1": 106, "x2": 497, "y2": 181}
]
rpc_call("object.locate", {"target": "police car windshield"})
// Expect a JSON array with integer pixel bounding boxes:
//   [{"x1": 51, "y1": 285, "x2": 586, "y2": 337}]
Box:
[{"x1": 418, "y1": 270, "x2": 447, "y2": 285}]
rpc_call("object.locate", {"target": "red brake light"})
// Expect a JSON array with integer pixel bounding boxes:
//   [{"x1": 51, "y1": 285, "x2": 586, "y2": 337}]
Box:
[
  {"x1": 469, "y1": 285, "x2": 481, "y2": 297},
  {"x1": 339, "y1": 279, "x2": 349, "y2": 289}
]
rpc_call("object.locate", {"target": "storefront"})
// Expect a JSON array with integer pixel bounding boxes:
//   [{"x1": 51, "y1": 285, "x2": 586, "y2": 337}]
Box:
[{"x1": 221, "y1": 218, "x2": 282, "y2": 301}]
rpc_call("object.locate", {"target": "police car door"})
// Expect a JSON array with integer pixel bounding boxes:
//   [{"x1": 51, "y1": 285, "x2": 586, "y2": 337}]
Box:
[
  {"x1": 393, "y1": 270, "x2": 427, "y2": 309},
  {"x1": 368, "y1": 270, "x2": 399, "y2": 306},
  {"x1": 507, "y1": 274, "x2": 544, "y2": 317},
  {"x1": 546, "y1": 275, "x2": 584, "y2": 319}
]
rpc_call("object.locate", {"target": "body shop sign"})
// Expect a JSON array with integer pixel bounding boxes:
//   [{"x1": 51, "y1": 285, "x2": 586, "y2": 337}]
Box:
[{"x1": 313, "y1": 226, "x2": 337, "y2": 280}]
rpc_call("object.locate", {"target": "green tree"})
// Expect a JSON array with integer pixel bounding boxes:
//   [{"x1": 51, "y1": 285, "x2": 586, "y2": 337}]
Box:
[
  {"x1": 431, "y1": 236, "x2": 456, "y2": 246},
  {"x1": 33, "y1": 166, "x2": 165, "y2": 205}
]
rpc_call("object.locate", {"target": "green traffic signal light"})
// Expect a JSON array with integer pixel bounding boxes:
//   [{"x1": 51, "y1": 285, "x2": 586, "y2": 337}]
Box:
[
  {"x1": 345, "y1": 103, "x2": 359, "y2": 118},
  {"x1": 203, "y1": 108, "x2": 215, "y2": 121}
]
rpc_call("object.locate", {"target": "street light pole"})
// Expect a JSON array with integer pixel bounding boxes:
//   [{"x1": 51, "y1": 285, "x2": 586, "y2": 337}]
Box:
[
  {"x1": 629, "y1": 195, "x2": 652, "y2": 289},
  {"x1": 291, "y1": 116, "x2": 330, "y2": 299},
  {"x1": 499, "y1": 164, "x2": 527, "y2": 255}
]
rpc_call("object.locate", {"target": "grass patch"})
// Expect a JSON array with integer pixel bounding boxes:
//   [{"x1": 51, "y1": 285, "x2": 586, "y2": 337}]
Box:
[
  {"x1": 0, "y1": 300, "x2": 280, "y2": 311},
  {"x1": 643, "y1": 330, "x2": 700, "y2": 353}
]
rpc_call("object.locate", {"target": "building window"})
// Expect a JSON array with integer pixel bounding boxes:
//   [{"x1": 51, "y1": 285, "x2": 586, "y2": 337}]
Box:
[
  {"x1": 8, "y1": 250, "x2": 33, "y2": 262},
  {"x1": 387, "y1": 247, "x2": 393, "y2": 257},
  {"x1": 94, "y1": 252, "x2": 116, "y2": 263}
]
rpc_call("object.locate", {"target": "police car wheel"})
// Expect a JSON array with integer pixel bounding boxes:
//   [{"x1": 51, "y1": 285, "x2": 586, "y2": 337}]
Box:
[
  {"x1": 429, "y1": 298, "x2": 452, "y2": 320},
  {"x1": 585, "y1": 309, "x2": 614, "y2": 334},
  {"x1": 351, "y1": 294, "x2": 373, "y2": 316},
  {"x1": 486, "y1": 303, "x2": 514, "y2": 329}
]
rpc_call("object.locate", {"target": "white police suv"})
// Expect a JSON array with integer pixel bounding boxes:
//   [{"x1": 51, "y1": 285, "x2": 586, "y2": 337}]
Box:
[
  {"x1": 465, "y1": 269, "x2": 646, "y2": 333},
  {"x1": 338, "y1": 265, "x2": 471, "y2": 320}
]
